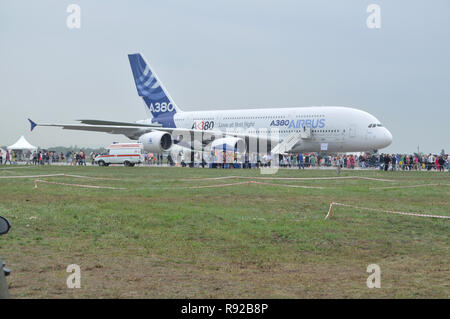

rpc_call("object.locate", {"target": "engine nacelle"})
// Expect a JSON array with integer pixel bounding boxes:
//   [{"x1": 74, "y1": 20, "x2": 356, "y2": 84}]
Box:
[
  {"x1": 138, "y1": 131, "x2": 173, "y2": 153},
  {"x1": 210, "y1": 137, "x2": 245, "y2": 152}
]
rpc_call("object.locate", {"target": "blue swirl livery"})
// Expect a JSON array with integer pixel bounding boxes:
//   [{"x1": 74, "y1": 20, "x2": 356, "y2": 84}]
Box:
[{"x1": 128, "y1": 53, "x2": 178, "y2": 128}]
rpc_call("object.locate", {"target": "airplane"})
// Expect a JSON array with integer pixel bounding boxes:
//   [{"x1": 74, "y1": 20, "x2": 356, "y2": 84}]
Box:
[{"x1": 29, "y1": 53, "x2": 392, "y2": 157}]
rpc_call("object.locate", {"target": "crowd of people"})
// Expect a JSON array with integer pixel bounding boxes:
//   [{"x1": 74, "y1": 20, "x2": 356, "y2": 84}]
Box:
[
  {"x1": 170, "y1": 150, "x2": 450, "y2": 171},
  {"x1": 0, "y1": 150, "x2": 93, "y2": 166},
  {"x1": 143, "y1": 153, "x2": 167, "y2": 165},
  {"x1": 275, "y1": 153, "x2": 449, "y2": 171},
  {"x1": 377, "y1": 153, "x2": 448, "y2": 171},
  {"x1": 0, "y1": 149, "x2": 15, "y2": 165},
  {"x1": 0, "y1": 148, "x2": 448, "y2": 171}
]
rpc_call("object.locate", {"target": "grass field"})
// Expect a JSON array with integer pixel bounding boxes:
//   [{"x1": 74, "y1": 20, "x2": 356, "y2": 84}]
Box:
[{"x1": 0, "y1": 165, "x2": 448, "y2": 298}]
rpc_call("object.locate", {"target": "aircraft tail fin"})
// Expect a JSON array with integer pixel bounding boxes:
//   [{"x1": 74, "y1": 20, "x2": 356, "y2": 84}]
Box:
[{"x1": 128, "y1": 53, "x2": 180, "y2": 121}]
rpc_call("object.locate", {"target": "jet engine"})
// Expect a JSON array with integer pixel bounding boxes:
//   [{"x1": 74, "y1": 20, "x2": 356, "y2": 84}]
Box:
[
  {"x1": 138, "y1": 131, "x2": 173, "y2": 153},
  {"x1": 210, "y1": 137, "x2": 245, "y2": 152}
]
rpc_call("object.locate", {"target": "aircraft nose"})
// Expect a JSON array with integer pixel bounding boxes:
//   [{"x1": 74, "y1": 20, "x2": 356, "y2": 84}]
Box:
[{"x1": 380, "y1": 128, "x2": 393, "y2": 148}]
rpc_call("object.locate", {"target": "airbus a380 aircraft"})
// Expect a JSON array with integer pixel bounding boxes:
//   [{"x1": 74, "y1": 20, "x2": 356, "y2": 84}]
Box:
[{"x1": 29, "y1": 53, "x2": 392, "y2": 155}]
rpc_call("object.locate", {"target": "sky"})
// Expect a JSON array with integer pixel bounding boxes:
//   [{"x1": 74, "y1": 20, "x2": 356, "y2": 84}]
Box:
[{"x1": 1, "y1": 0, "x2": 449, "y2": 154}]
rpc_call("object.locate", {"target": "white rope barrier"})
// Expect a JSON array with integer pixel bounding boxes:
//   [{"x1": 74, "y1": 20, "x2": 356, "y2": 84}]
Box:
[
  {"x1": 63, "y1": 174, "x2": 120, "y2": 181},
  {"x1": 180, "y1": 176, "x2": 240, "y2": 181},
  {"x1": 186, "y1": 181, "x2": 250, "y2": 189},
  {"x1": 370, "y1": 183, "x2": 450, "y2": 190},
  {"x1": 248, "y1": 181, "x2": 324, "y2": 189},
  {"x1": 181, "y1": 175, "x2": 397, "y2": 182},
  {"x1": 0, "y1": 173, "x2": 116, "y2": 180},
  {"x1": 34, "y1": 179, "x2": 126, "y2": 190},
  {"x1": 184, "y1": 180, "x2": 324, "y2": 189},
  {"x1": 0, "y1": 173, "x2": 65, "y2": 179},
  {"x1": 178, "y1": 180, "x2": 325, "y2": 189},
  {"x1": 325, "y1": 201, "x2": 449, "y2": 220}
]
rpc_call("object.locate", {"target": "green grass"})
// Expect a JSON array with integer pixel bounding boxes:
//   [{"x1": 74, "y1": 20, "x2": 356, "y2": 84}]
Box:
[{"x1": 0, "y1": 165, "x2": 448, "y2": 298}]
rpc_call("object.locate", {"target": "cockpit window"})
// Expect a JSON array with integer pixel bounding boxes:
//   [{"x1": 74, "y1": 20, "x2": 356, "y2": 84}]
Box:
[{"x1": 368, "y1": 123, "x2": 383, "y2": 128}]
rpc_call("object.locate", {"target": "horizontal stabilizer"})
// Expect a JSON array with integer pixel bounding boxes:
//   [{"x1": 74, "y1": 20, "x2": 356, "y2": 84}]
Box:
[{"x1": 28, "y1": 119, "x2": 37, "y2": 131}]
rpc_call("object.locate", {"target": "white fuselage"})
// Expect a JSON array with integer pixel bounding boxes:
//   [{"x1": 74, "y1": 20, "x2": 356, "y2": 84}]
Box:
[{"x1": 153, "y1": 106, "x2": 392, "y2": 153}]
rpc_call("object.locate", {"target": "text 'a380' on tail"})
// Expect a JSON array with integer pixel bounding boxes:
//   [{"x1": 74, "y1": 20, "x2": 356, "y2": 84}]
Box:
[{"x1": 128, "y1": 53, "x2": 180, "y2": 128}]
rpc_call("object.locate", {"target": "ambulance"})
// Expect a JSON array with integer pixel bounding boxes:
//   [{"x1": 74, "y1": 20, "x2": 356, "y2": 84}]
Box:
[{"x1": 95, "y1": 143, "x2": 144, "y2": 167}]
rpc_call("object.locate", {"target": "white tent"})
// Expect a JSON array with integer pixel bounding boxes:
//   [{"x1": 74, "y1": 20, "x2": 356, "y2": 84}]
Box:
[{"x1": 7, "y1": 136, "x2": 37, "y2": 151}]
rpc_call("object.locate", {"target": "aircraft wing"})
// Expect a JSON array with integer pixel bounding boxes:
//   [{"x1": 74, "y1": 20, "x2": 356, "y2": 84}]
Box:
[
  {"x1": 28, "y1": 119, "x2": 280, "y2": 149},
  {"x1": 76, "y1": 119, "x2": 162, "y2": 127},
  {"x1": 28, "y1": 119, "x2": 155, "y2": 140}
]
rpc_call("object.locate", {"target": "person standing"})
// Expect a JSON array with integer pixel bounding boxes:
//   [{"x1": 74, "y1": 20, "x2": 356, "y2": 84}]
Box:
[
  {"x1": 0, "y1": 150, "x2": 3, "y2": 164},
  {"x1": 244, "y1": 152, "x2": 249, "y2": 169},
  {"x1": 413, "y1": 155, "x2": 419, "y2": 170},
  {"x1": 298, "y1": 153, "x2": 304, "y2": 169},
  {"x1": 4, "y1": 150, "x2": 11, "y2": 165},
  {"x1": 27, "y1": 151, "x2": 33, "y2": 165},
  {"x1": 359, "y1": 155, "x2": 364, "y2": 168},
  {"x1": 438, "y1": 156, "x2": 445, "y2": 172},
  {"x1": 427, "y1": 154, "x2": 434, "y2": 171},
  {"x1": 65, "y1": 151, "x2": 71, "y2": 165},
  {"x1": 384, "y1": 154, "x2": 390, "y2": 171},
  {"x1": 336, "y1": 155, "x2": 343, "y2": 175}
]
